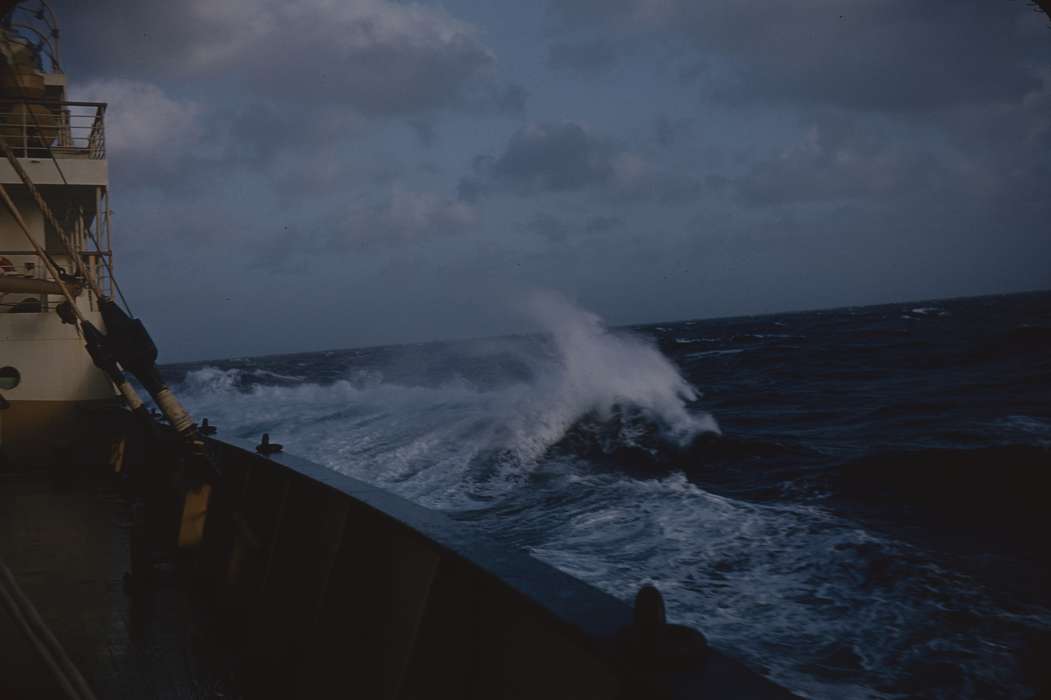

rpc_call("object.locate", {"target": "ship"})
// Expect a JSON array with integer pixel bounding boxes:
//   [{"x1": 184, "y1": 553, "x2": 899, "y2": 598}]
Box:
[{"x1": 0, "y1": 3, "x2": 795, "y2": 697}]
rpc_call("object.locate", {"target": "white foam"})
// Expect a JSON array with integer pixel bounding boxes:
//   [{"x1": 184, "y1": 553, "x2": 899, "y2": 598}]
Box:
[
  {"x1": 674, "y1": 336, "x2": 720, "y2": 344},
  {"x1": 684, "y1": 349, "x2": 745, "y2": 359},
  {"x1": 526, "y1": 471, "x2": 1050, "y2": 699},
  {"x1": 176, "y1": 292, "x2": 719, "y2": 507}
]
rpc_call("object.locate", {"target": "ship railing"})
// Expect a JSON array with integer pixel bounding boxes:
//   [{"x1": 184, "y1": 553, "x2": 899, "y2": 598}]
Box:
[
  {"x1": 0, "y1": 98, "x2": 106, "y2": 159},
  {"x1": 0, "y1": 247, "x2": 112, "y2": 313}
]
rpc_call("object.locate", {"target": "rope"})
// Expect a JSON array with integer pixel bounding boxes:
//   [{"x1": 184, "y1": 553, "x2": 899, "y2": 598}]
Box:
[
  {"x1": 0, "y1": 180, "x2": 84, "y2": 324},
  {"x1": 0, "y1": 43, "x2": 132, "y2": 313},
  {"x1": 0, "y1": 136, "x2": 99, "y2": 299},
  {"x1": 0, "y1": 558, "x2": 98, "y2": 700}
]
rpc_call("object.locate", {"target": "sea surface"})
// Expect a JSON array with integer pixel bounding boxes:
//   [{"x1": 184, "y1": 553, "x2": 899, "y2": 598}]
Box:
[{"x1": 163, "y1": 290, "x2": 1051, "y2": 699}]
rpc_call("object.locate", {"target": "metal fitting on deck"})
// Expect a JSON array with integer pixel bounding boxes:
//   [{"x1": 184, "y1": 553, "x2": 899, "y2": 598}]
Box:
[
  {"x1": 256, "y1": 433, "x2": 282, "y2": 455},
  {"x1": 617, "y1": 584, "x2": 710, "y2": 698}
]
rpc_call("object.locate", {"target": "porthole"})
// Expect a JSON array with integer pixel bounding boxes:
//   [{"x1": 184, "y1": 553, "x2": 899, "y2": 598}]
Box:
[{"x1": 0, "y1": 366, "x2": 20, "y2": 390}]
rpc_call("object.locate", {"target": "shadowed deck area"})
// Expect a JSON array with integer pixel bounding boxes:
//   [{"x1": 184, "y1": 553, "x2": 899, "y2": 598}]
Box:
[{"x1": 0, "y1": 467, "x2": 239, "y2": 699}]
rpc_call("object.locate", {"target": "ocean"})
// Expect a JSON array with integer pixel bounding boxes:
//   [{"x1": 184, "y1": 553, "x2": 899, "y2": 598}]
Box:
[{"x1": 163, "y1": 290, "x2": 1051, "y2": 699}]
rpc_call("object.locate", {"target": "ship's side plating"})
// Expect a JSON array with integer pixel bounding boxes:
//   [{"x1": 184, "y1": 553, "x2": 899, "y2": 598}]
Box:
[{"x1": 0, "y1": 6, "x2": 117, "y2": 465}]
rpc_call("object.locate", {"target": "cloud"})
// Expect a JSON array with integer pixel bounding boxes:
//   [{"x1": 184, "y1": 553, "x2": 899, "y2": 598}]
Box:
[
  {"x1": 332, "y1": 187, "x2": 478, "y2": 249},
  {"x1": 463, "y1": 122, "x2": 613, "y2": 197},
  {"x1": 459, "y1": 122, "x2": 701, "y2": 203},
  {"x1": 547, "y1": 39, "x2": 621, "y2": 77},
  {"x1": 523, "y1": 212, "x2": 570, "y2": 243},
  {"x1": 731, "y1": 122, "x2": 939, "y2": 207},
  {"x1": 520, "y1": 211, "x2": 626, "y2": 244},
  {"x1": 247, "y1": 185, "x2": 477, "y2": 273},
  {"x1": 724, "y1": 69, "x2": 1051, "y2": 210},
  {"x1": 57, "y1": 0, "x2": 513, "y2": 117},
  {"x1": 546, "y1": 0, "x2": 1051, "y2": 113},
  {"x1": 653, "y1": 114, "x2": 695, "y2": 148},
  {"x1": 73, "y1": 79, "x2": 203, "y2": 165},
  {"x1": 584, "y1": 215, "x2": 622, "y2": 235},
  {"x1": 68, "y1": 78, "x2": 225, "y2": 194}
]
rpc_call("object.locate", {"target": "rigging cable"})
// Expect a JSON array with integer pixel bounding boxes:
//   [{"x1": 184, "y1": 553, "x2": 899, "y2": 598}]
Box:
[
  {"x1": 0, "y1": 558, "x2": 99, "y2": 700},
  {"x1": 0, "y1": 40, "x2": 132, "y2": 313}
]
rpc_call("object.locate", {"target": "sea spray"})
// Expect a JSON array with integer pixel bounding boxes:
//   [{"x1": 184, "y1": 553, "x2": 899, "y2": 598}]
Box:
[
  {"x1": 521, "y1": 290, "x2": 719, "y2": 445},
  {"x1": 172, "y1": 292, "x2": 719, "y2": 504}
]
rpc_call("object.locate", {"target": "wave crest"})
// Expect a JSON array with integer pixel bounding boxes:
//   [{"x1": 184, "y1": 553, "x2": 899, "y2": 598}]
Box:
[{"x1": 172, "y1": 292, "x2": 719, "y2": 507}]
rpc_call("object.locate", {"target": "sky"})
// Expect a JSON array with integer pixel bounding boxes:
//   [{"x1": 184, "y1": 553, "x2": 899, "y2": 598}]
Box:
[{"x1": 45, "y1": 0, "x2": 1051, "y2": 361}]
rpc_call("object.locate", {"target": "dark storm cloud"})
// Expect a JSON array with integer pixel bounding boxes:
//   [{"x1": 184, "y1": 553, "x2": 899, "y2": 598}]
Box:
[
  {"x1": 459, "y1": 122, "x2": 702, "y2": 203},
  {"x1": 546, "y1": 0, "x2": 1051, "y2": 113},
  {"x1": 467, "y1": 122, "x2": 615, "y2": 195},
  {"x1": 54, "y1": 0, "x2": 512, "y2": 117},
  {"x1": 33, "y1": 0, "x2": 1051, "y2": 361},
  {"x1": 55, "y1": 0, "x2": 523, "y2": 221}
]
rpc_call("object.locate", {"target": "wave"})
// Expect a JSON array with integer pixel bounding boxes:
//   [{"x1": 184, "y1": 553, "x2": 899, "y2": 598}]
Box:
[
  {"x1": 910, "y1": 307, "x2": 949, "y2": 316},
  {"x1": 522, "y1": 471, "x2": 1050, "y2": 700},
  {"x1": 547, "y1": 416, "x2": 815, "y2": 480},
  {"x1": 174, "y1": 292, "x2": 719, "y2": 508},
  {"x1": 683, "y1": 348, "x2": 746, "y2": 360}
]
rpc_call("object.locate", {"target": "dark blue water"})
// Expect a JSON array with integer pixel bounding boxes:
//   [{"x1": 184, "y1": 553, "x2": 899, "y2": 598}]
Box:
[{"x1": 163, "y1": 290, "x2": 1051, "y2": 699}]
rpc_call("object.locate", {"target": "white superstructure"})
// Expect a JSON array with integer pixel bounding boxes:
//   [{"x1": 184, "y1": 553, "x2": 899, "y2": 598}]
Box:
[{"x1": 0, "y1": 2, "x2": 118, "y2": 464}]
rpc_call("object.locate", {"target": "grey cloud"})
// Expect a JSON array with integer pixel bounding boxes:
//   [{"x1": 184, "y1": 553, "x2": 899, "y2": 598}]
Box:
[
  {"x1": 251, "y1": 187, "x2": 478, "y2": 272},
  {"x1": 731, "y1": 122, "x2": 943, "y2": 207},
  {"x1": 546, "y1": 0, "x2": 1051, "y2": 113},
  {"x1": 458, "y1": 122, "x2": 609, "y2": 200},
  {"x1": 653, "y1": 115, "x2": 695, "y2": 149},
  {"x1": 334, "y1": 188, "x2": 478, "y2": 246},
  {"x1": 481, "y1": 83, "x2": 530, "y2": 116},
  {"x1": 729, "y1": 71, "x2": 1051, "y2": 210},
  {"x1": 459, "y1": 122, "x2": 701, "y2": 203},
  {"x1": 547, "y1": 39, "x2": 620, "y2": 77},
  {"x1": 523, "y1": 213, "x2": 570, "y2": 243},
  {"x1": 58, "y1": 0, "x2": 529, "y2": 208},
  {"x1": 584, "y1": 215, "x2": 622, "y2": 235},
  {"x1": 56, "y1": 0, "x2": 509, "y2": 118},
  {"x1": 521, "y1": 212, "x2": 624, "y2": 242},
  {"x1": 407, "y1": 119, "x2": 438, "y2": 147}
]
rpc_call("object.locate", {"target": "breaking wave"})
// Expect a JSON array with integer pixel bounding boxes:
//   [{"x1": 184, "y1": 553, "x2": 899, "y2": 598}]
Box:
[
  {"x1": 163, "y1": 290, "x2": 1051, "y2": 699},
  {"x1": 175, "y1": 292, "x2": 718, "y2": 507}
]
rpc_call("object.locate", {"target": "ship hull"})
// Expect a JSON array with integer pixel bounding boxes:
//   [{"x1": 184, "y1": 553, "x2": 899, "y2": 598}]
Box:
[
  {"x1": 0, "y1": 424, "x2": 797, "y2": 699},
  {"x1": 0, "y1": 310, "x2": 118, "y2": 467},
  {"x1": 0, "y1": 398, "x2": 122, "y2": 467}
]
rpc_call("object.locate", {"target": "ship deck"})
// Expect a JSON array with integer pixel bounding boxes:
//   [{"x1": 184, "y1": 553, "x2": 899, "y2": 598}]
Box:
[{"x1": 0, "y1": 465, "x2": 240, "y2": 699}]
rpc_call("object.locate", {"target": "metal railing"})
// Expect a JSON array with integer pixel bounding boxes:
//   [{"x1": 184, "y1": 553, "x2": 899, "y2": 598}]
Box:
[
  {"x1": 0, "y1": 192, "x2": 114, "y2": 314},
  {"x1": 0, "y1": 249, "x2": 111, "y2": 313},
  {"x1": 0, "y1": 98, "x2": 106, "y2": 159}
]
